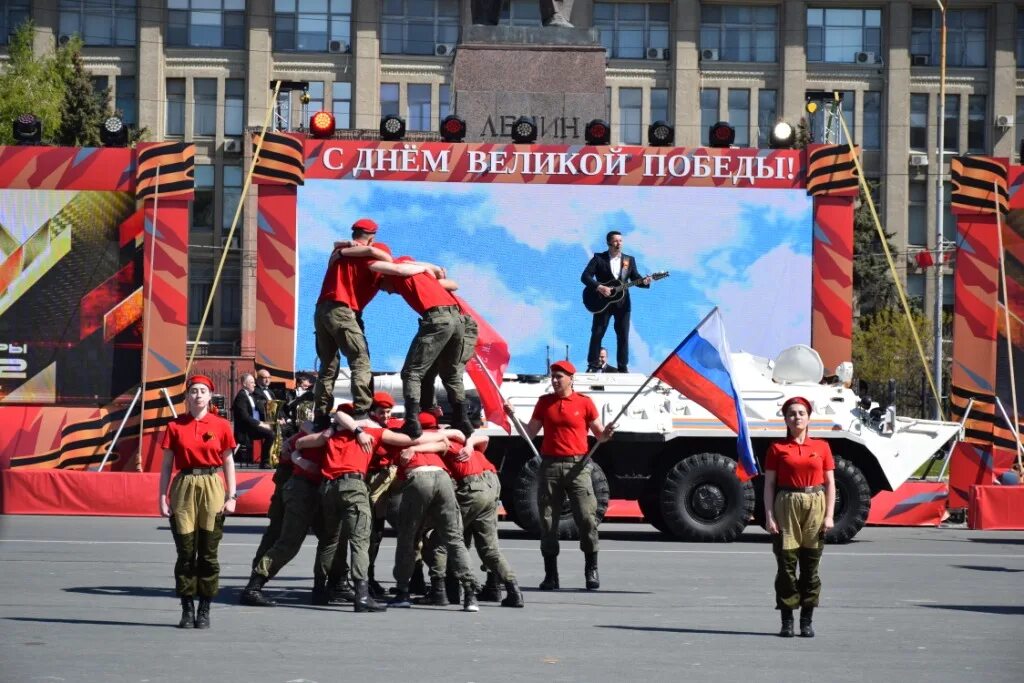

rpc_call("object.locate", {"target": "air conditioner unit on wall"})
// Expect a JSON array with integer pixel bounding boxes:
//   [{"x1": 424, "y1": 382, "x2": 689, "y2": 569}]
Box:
[
  {"x1": 996, "y1": 114, "x2": 1013, "y2": 129},
  {"x1": 328, "y1": 39, "x2": 349, "y2": 53},
  {"x1": 223, "y1": 139, "x2": 242, "y2": 153},
  {"x1": 909, "y1": 153, "x2": 929, "y2": 167},
  {"x1": 646, "y1": 47, "x2": 669, "y2": 60},
  {"x1": 911, "y1": 54, "x2": 930, "y2": 66},
  {"x1": 854, "y1": 51, "x2": 875, "y2": 64},
  {"x1": 700, "y1": 48, "x2": 719, "y2": 61},
  {"x1": 435, "y1": 43, "x2": 456, "y2": 57}
]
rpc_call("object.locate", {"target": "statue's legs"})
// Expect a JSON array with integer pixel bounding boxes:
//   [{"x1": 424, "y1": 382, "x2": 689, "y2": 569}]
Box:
[{"x1": 540, "y1": 0, "x2": 575, "y2": 27}]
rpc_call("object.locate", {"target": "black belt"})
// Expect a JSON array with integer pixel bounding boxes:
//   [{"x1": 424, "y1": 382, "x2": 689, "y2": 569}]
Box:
[
  {"x1": 181, "y1": 466, "x2": 221, "y2": 475},
  {"x1": 541, "y1": 454, "x2": 586, "y2": 461},
  {"x1": 778, "y1": 485, "x2": 823, "y2": 494},
  {"x1": 329, "y1": 472, "x2": 364, "y2": 481}
]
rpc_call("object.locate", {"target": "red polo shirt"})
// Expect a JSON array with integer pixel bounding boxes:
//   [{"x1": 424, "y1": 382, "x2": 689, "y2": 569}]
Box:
[
  {"x1": 292, "y1": 442, "x2": 328, "y2": 484},
  {"x1": 388, "y1": 257, "x2": 458, "y2": 314},
  {"x1": 160, "y1": 412, "x2": 237, "y2": 469},
  {"x1": 370, "y1": 418, "x2": 406, "y2": 470},
  {"x1": 531, "y1": 392, "x2": 598, "y2": 456},
  {"x1": 442, "y1": 443, "x2": 496, "y2": 481},
  {"x1": 765, "y1": 437, "x2": 835, "y2": 488},
  {"x1": 317, "y1": 242, "x2": 392, "y2": 310},
  {"x1": 321, "y1": 427, "x2": 384, "y2": 480}
]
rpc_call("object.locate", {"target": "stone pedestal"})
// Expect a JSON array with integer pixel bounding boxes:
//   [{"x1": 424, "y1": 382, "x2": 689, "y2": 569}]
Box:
[{"x1": 453, "y1": 26, "x2": 606, "y2": 143}]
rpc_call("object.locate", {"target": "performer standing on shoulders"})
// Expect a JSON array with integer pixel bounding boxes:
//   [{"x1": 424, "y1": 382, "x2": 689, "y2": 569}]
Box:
[
  {"x1": 763, "y1": 396, "x2": 836, "y2": 638},
  {"x1": 158, "y1": 375, "x2": 237, "y2": 630},
  {"x1": 581, "y1": 231, "x2": 650, "y2": 373}
]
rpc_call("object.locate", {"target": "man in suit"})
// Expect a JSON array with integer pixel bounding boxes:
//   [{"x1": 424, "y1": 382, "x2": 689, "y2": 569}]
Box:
[
  {"x1": 594, "y1": 348, "x2": 619, "y2": 373},
  {"x1": 233, "y1": 373, "x2": 274, "y2": 466},
  {"x1": 581, "y1": 231, "x2": 650, "y2": 373}
]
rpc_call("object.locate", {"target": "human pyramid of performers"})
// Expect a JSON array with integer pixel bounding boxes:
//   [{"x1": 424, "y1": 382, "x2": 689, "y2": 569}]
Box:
[{"x1": 158, "y1": 217, "x2": 612, "y2": 628}]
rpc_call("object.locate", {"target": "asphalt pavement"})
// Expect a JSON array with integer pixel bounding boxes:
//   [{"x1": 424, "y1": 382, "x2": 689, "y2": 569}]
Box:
[{"x1": 1, "y1": 516, "x2": 1022, "y2": 683}]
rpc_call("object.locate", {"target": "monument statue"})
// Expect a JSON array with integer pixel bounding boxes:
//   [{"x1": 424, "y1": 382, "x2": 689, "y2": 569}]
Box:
[{"x1": 472, "y1": 0, "x2": 575, "y2": 28}]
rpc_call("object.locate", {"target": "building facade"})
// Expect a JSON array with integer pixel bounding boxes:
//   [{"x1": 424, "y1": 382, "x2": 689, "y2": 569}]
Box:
[{"x1": 3, "y1": 0, "x2": 1021, "y2": 362}]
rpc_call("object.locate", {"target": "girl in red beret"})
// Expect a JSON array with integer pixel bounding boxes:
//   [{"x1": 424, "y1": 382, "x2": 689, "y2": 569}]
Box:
[
  {"x1": 158, "y1": 375, "x2": 238, "y2": 629},
  {"x1": 763, "y1": 396, "x2": 835, "y2": 638}
]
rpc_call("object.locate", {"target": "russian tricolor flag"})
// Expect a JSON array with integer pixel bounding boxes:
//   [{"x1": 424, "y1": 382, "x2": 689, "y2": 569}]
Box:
[{"x1": 652, "y1": 308, "x2": 759, "y2": 481}]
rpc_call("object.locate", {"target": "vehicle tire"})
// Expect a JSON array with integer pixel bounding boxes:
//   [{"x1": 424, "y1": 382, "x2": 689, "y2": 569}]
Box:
[
  {"x1": 660, "y1": 452, "x2": 754, "y2": 542},
  {"x1": 511, "y1": 458, "x2": 610, "y2": 539},
  {"x1": 825, "y1": 456, "x2": 871, "y2": 544},
  {"x1": 638, "y1": 490, "x2": 671, "y2": 535}
]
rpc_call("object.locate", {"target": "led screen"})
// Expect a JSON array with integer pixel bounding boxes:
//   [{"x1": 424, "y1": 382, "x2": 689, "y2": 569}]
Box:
[{"x1": 296, "y1": 179, "x2": 813, "y2": 374}]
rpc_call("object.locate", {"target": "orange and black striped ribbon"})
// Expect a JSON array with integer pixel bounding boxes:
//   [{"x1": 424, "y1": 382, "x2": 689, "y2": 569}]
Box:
[
  {"x1": 805, "y1": 144, "x2": 860, "y2": 197},
  {"x1": 950, "y1": 156, "x2": 1008, "y2": 216},
  {"x1": 135, "y1": 142, "x2": 195, "y2": 200},
  {"x1": 252, "y1": 132, "x2": 305, "y2": 186}
]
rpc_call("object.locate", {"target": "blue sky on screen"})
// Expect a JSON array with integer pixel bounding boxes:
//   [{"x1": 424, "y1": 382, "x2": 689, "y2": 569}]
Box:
[{"x1": 295, "y1": 179, "x2": 812, "y2": 374}]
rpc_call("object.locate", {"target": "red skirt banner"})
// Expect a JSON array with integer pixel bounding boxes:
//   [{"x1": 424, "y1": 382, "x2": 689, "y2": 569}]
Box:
[{"x1": 865, "y1": 481, "x2": 947, "y2": 527}]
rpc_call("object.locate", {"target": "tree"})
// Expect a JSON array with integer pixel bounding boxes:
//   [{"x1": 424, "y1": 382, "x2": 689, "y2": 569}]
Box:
[
  {"x1": 55, "y1": 42, "x2": 108, "y2": 147},
  {"x1": 853, "y1": 181, "x2": 898, "y2": 317},
  {"x1": 853, "y1": 307, "x2": 934, "y2": 418},
  {"x1": 794, "y1": 117, "x2": 811, "y2": 149},
  {"x1": 0, "y1": 22, "x2": 66, "y2": 146}
]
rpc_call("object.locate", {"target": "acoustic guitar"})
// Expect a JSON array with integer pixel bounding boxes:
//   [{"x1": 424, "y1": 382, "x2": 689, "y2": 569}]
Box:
[{"x1": 582, "y1": 271, "x2": 669, "y2": 314}]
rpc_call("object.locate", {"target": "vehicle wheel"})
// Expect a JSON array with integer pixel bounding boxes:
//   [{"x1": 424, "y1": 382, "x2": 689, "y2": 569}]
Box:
[
  {"x1": 511, "y1": 458, "x2": 610, "y2": 539},
  {"x1": 660, "y1": 453, "x2": 754, "y2": 542},
  {"x1": 825, "y1": 456, "x2": 871, "y2": 544},
  {"x1": 638, "y1": 490, "x2": 671, "y2": 535}
]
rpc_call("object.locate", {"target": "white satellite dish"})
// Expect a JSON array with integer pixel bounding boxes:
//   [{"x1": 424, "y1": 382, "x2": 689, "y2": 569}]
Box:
[{"x1": 772, "y1": 344, "x2": 824, "y2": 384}]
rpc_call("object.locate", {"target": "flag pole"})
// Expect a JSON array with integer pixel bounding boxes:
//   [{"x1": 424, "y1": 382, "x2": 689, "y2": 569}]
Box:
[{"x1": 474, "y1": 353, "x2": 541, "y2": 460}]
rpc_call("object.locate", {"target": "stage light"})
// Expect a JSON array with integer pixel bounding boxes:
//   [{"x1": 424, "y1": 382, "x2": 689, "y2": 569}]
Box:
[
  {"x1": 380, "y1": 114, "x2": 406, "y2": 141},
  {"x1": 585, "y1": 119, "x2": 610, "y2": 145},
  {"x1": 708, "y1": 121, "x2": 735, "y2": 148},
  {"x1": 647, "y1": 120, "x2": 674, "y2": 146},
  {"x1": 510, "y1": 116, "x2": 537, "y2": 144},
  {"x1": 13, "y1": 113, "x2": 41, "y2": 145},
  {"x1": 440, "y1": 114, "x2": 467, "y2": 142},
  {"x1": 100, "y1": 116, "x2": 128, "y2": 147},
  {"x1": 309, "y1": 111, "x2": 336, "y2": 138},
  {"x1": 770, "y1": 121, "x2": 795, "y2": 149},
  {"x1": 805, "y1": 101, "x2": 819, "y2": 115}
]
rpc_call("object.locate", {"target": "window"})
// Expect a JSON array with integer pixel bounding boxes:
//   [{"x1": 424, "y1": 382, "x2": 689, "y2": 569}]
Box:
[
  {"x1": 908, "y1": 181, "x2": 927, "y2": 246},
  {"x1": 805, "y1": 91, "x2": 854, "y2": 144},
  {"x1": 224, "y1": 79, "x2": 244, "y2": 136},
  {"x1": 189, "y1": 282, "x2": 212, "y2": 325},
  {"x1": 275, "y1": 0, "x2": 352, "y2": 51},
  {"x1": 275, "y1": 90, "x2": 291, "y2": 130},
  {"x1": 911, "y1": 9, "x2": 986, "y2": 68},
  {"x1": 944, "y1": 94, "x2": 959, "y2": 151},
  {"x1": 381, "y1": 83, "x2": 400, "y2": 118},
  {"x1": 727, "y1": 89, "x2": 750, "y2": 146},
  {"x1": 618, "y1": 88, "x2": 642, "y2": 145},
  {"x1": 59, "y1": 0, "x2": 136, "y2": 46},
  {"x1": 501, "y1": 0, "x2": 541, "y2": 26},
  {"x1": 942, "y1": 181, "x2": 955, "y2": 243},
  {"x1": 906, "y1": 273, "x2": 925, "y2": 308},
  {"x1": 967, "y1": 95, "x2": 986, "y2": 154},
  {"x1": 168, "y1": 0, "x2": 245, "y2": 49},
  {"x1": 439, "y1": 84, "x2": 451, "y2": 121},
  {"x1": 650, "y1": 88, "x2": 669, "y2": 123},
  {"x1": 223, "y1": 165, "x2": 243, "y2": 245},
  {"x1": 0, "y1": 1, "x2": 31, "y2": 45},
  {"x1": 307, "y1": 81, "x2": 325, "y2": 114},
  {"x1": 407, "y1": 84, "x2": 432, "y2": 131},
  {"x1": 806, "y1": 8, "x2": 881, "y2": 63},
  {"x1": 91, "y1": 76, "x2": 110, "y2": 100},
  {"x1": 381, "y1": 0, "x2": 458, "y2": 55},
  {"x1": 757, "y1": 89, "x2": 777, "y2": 148},
  {"x1": 1018, "y1": 11, "x2": 1024, "y2": 66},
  {"x1": 116, "y1": 76, "x2": 137, "y2": 127},
  {"x1": 166, "y1": 78, "x2": 186, "y2": 136},
  {"x1": 910, "y1": 94, "x2": 928, "y2": 150},
  {"x1": 221, "y1": 281, "x2": 241, "y2": 326},
  {"x1": 194, "y1": 78, "x2": 218, "y2": 137},
  {"x1": 700, "y1": 88, "x2": 719, "y2": 145},
  {"x1": 1017, "y1": 97, "x2": 1024, "y2": 157},
  {"x1": 943, "y1": 274, "x2": 953, "y2": 307},
  {"x1": 595, "y1": 2, "x2": 670, "y2": 59},
  {"x1": 862, "y1": 91, "x2": 881, "y2": 150},
  {"x1": 332, "y1": 81, "x2": 352, "y2": 129},
  {"x1": 193, "y1": 164, "x2": 215, "y2": 231},
  {"x1": 700, "y1": 5, "x2": 777, "y2": 63}
]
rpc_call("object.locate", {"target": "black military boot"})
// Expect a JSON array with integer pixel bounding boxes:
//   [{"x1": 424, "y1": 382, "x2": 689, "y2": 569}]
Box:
[
  {"x1": 240, "y1": 572, "x2": 276, "y2": 607},
  {"x1": 477, "y1": 571, "x2": 503, "y2": 602},
  {"x1": 584, "y1": 552, "x2": 600, "y2": 590},
  {"x1": 414, "y1": 578, "x2": 449, "y2": 606},
  {"x1": 462, "y1": 579, "x2": 479, "y2": 612},
  {"x1": 500, "y1": 580, "x2": 525, "y2": 608},
  {"x1": 311, "y1": 576, "x2": 330, "y2": 606},
  {"x1": 328, "y1": 578, "x2": 355, "y2": 605},
  {"x1": 799, "y1": 606, "x2": 815, "y2": 637},
  {"x1": 177, "y1": 596, "x2": 195, "y2": 629},
  {"x1": 409, "y1": 560, "x2": 428, "y2": 595},
  {"x1": 451, "y1": 401, "x2": 475, "y2": 437},
  {"x1": 400, "y1": 401, "x2": 422, "y2": 438},
  {"x1": 539, "y1": 555, "x2": 559, "y2": 591},
  {"x1": 353, "y1": 580, "x2": 388, "y2": 613},
  {"x1": 194, "y1": 597, "x2": 211, "y2": 629},
  {"x1": 367, "y1": 566, "x2": 387, "y2": 600},
  {"x1": 445, "y1": 573, "x2": 463, "y2": 605},
  {"x1": 779, "y1": 608, "x2": 795, "y2": 637},
  {"x1": 388, "y1": 590, "x2": 412, "y2": 608}
]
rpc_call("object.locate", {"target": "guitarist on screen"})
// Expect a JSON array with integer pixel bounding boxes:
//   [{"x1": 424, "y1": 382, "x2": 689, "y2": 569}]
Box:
[{"x1": 580, "y1": 231, "x2": 650, "y2": 373}]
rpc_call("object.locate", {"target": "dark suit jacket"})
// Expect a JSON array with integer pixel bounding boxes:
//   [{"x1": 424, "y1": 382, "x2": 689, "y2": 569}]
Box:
[
  {"x1": 232, "y1": 389, "x2": 267, "y2": 445},
  {"x1": 580, "y1": 251, "x2": 647, "y2": 311},
  {"x1": 594, "y1": 363, "x2": 620, "y2": 373}
]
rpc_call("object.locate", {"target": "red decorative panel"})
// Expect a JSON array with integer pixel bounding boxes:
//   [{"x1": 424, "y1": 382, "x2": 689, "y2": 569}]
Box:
[
  {"x1": 254, "y1": 184, "x2": 298, "y2": 384},
  {"x1": 810, "y1": 196, "x2": 854, "y2": 371}
]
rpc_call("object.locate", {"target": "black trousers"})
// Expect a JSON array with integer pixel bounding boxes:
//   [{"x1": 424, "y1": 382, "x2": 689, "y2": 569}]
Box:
[{"x1": 587, "y1": 305, "x2": 630, "y2": 371}]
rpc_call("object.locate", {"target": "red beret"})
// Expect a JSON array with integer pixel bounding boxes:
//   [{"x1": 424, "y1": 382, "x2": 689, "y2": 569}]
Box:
[
  {"x1": 372, "y1": 392, "x2": 396, "y2": 409},
  {"x1": 352, "y1": 217, "x2": 378, "y2": 234},
  {"x1": 418, "y1": 412, "x2": 439, "y2": 430},
  {"x1": 782, "y1": 396, "x2": 812, "y2": 415},
  {"x1": 550, "y1": 360, "x2": 576, "y2": 376},
  {"x1": 187, "y1": 375, "x2": 215, "y2": 392}
]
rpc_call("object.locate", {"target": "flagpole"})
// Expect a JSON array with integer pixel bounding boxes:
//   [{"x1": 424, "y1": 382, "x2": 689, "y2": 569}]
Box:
[{"x1": 474, "y1": 353, "x2": 541, "y2": 460}]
